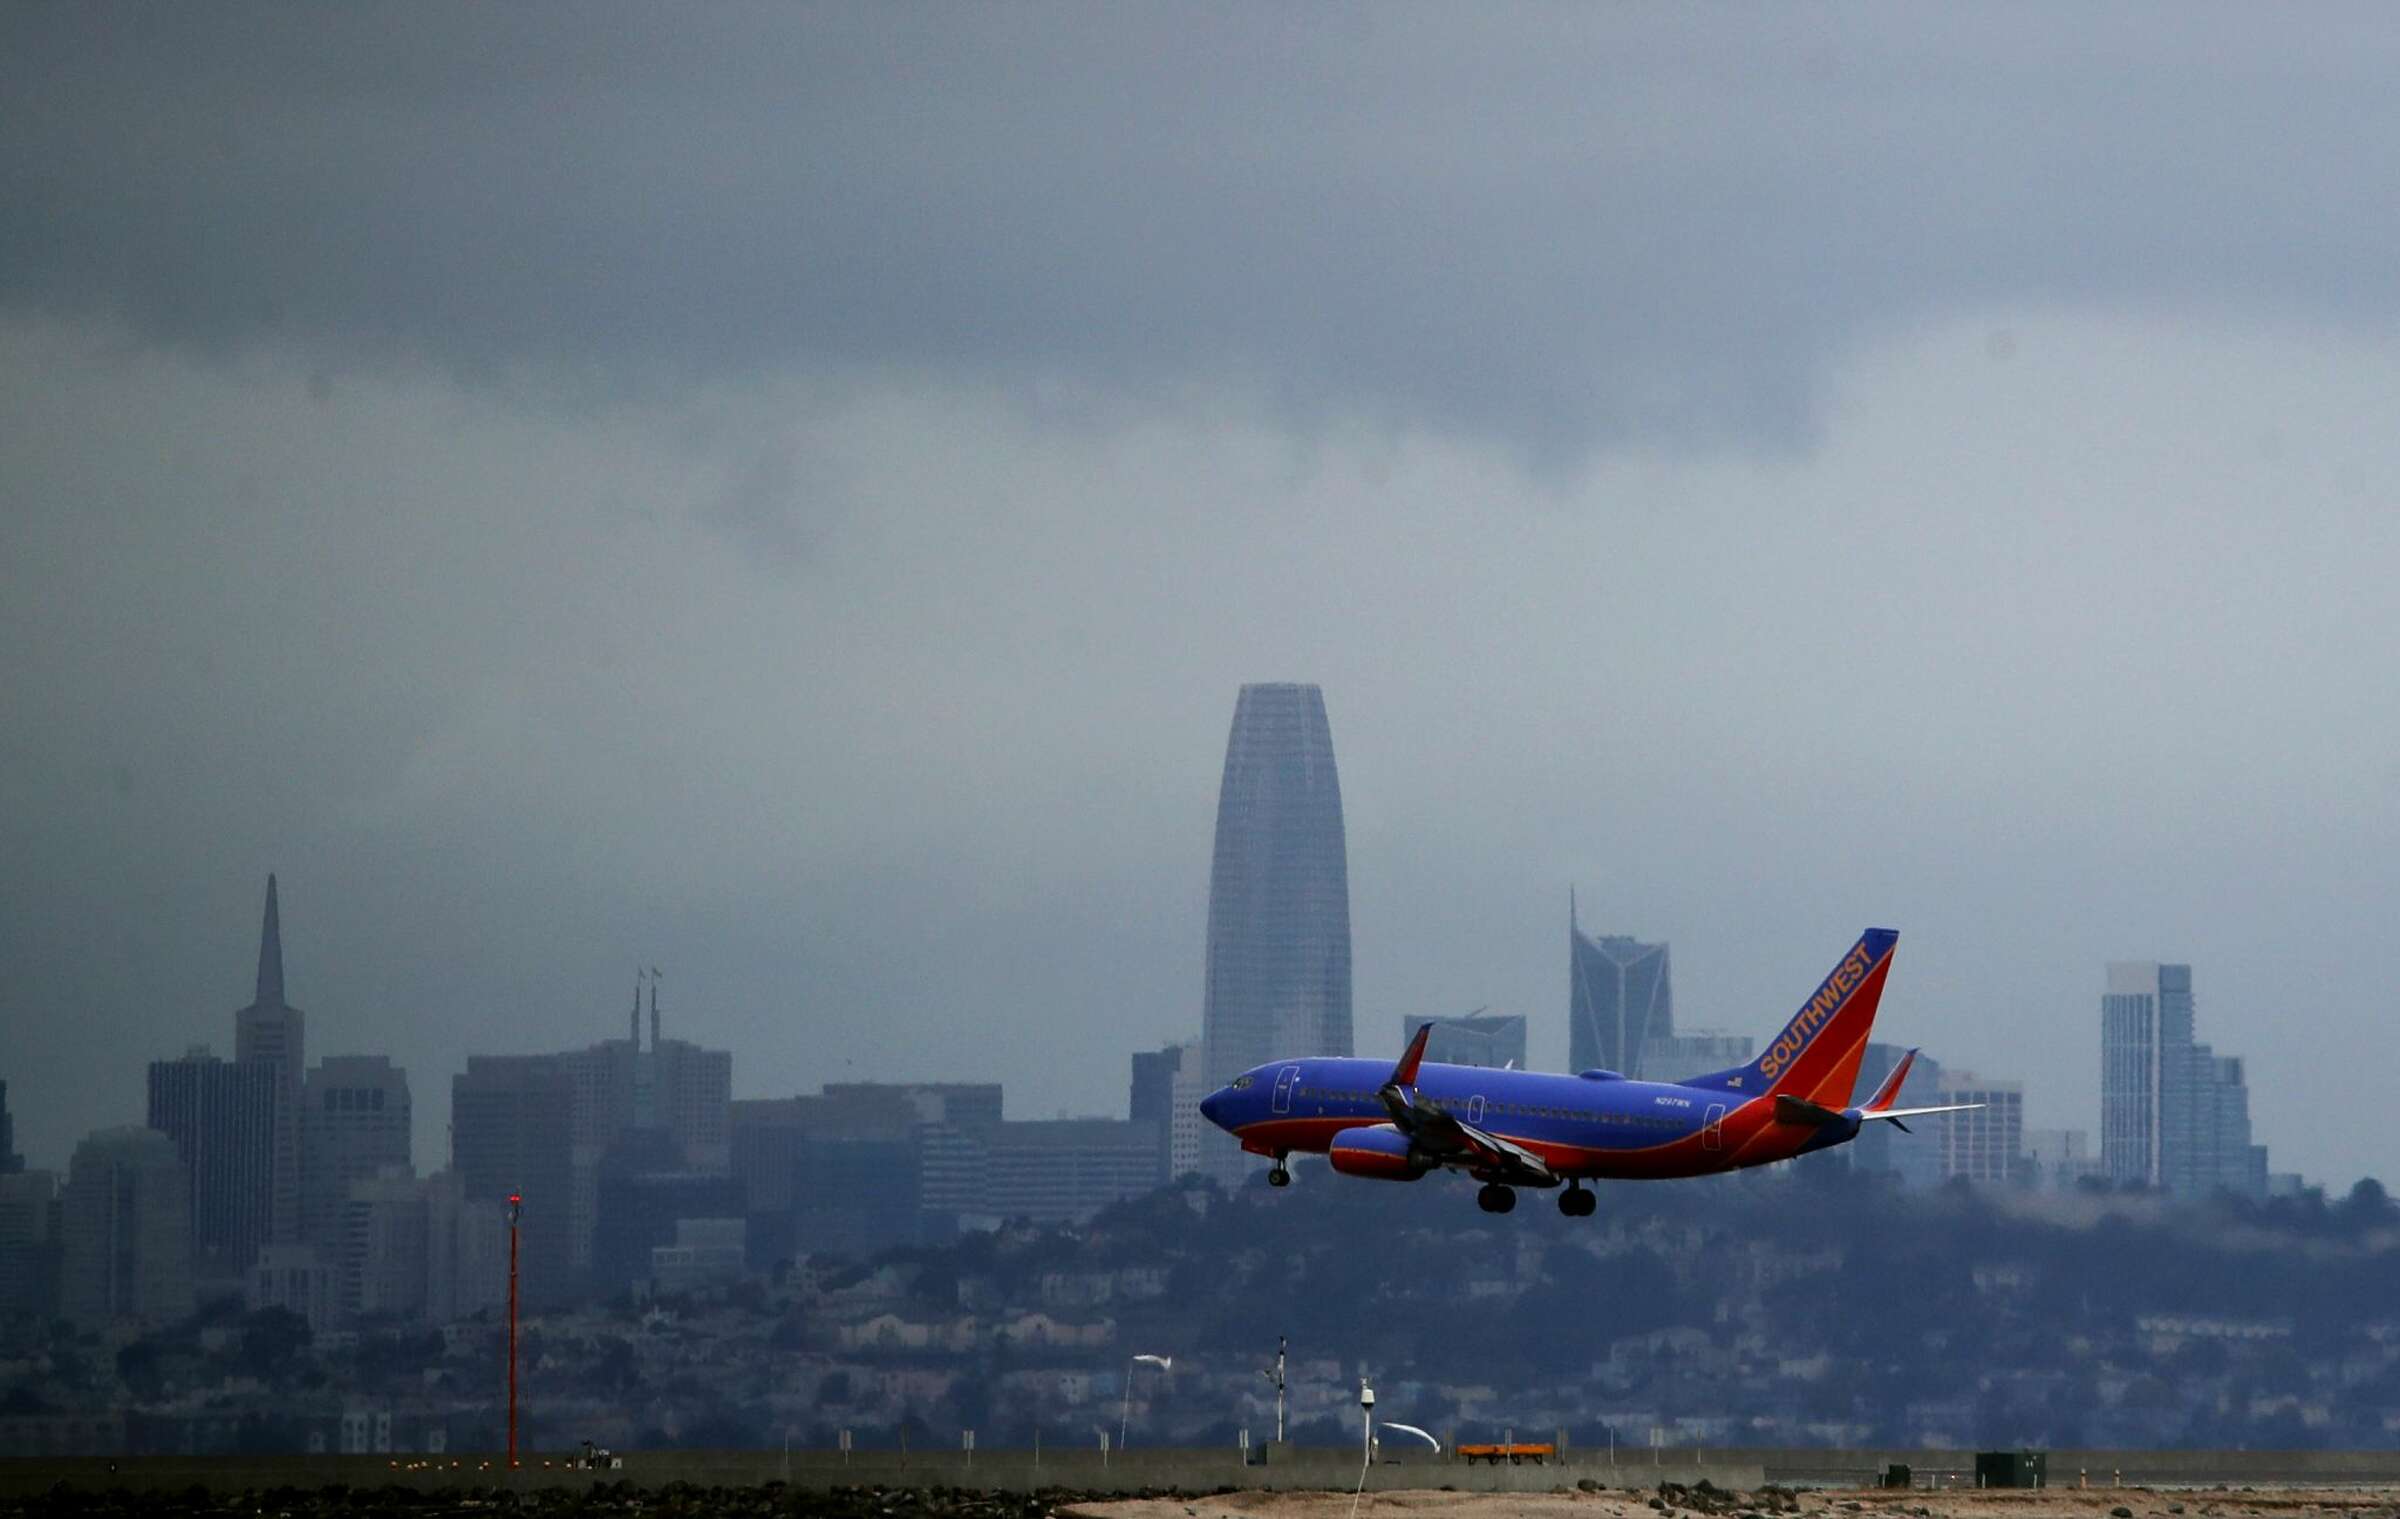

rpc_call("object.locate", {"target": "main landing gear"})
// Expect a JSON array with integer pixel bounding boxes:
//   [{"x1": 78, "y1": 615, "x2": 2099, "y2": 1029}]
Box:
[
  {"x1": 1557, "y1": 1183, "x2": 1595, "y2": 1218},
  {"x1": 1476, "y1": 1182, "x2": 1516, "y2": 1214},
  {"x1": 1267, "y1": 1155, "x2": 1292, "y2": 1188}
]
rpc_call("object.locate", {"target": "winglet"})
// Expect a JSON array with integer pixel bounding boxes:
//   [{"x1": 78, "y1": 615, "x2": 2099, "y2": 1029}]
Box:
[
  {"x1": 1862, "y1": 1048, "x2": 1918, "y2": 1113},
  {"x1": 1391, "y1": 1022, "x2": 1433, "y2": 1090}
]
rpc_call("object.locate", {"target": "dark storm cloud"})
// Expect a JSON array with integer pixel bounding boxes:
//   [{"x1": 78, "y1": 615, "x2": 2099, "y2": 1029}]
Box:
[{"x1": 10, "y1": 5, "x2": 2400, "y2": 460}]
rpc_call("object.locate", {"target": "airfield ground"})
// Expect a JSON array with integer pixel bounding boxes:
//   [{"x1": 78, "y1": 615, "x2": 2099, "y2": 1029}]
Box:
[{"x1": 11, "y1": 1481, "x2": 2400, "y2": 1519}]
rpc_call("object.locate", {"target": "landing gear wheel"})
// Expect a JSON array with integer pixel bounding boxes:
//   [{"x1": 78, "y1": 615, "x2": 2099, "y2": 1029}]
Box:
[
  {"x1": 1558, "y1": 1186, "x2": 1595, "y2": 1217},
  {"x1": 1476, "y1": 1182, "x2": 1516, "y2": 1214},
  {"x1": 1267, "y1": 1159, "x2": 1292, "y2": 1188}
]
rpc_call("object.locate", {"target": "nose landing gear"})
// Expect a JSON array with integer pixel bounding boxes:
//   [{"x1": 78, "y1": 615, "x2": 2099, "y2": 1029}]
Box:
[{"x1": 1268, "y1": 1154, "x2": 1292, "y2": 1187}]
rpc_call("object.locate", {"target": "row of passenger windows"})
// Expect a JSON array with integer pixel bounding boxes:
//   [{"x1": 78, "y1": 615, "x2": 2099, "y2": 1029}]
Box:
[{"x1": 1294, "y1": 1089, "x2": 1686, "y2": 1131}]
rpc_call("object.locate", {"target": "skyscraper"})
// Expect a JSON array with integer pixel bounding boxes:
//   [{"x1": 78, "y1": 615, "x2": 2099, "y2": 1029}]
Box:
[
  {"x1": 0, "y1": 1079, "x2": 19, "y2": 1172},
  {"x1": 1201, "y1": 684, "x2": 1353, "y2": 1116},
  {"x1": 60, "y1": 1126, "x2": 193, "y2": 1328},
  {"x1": 1569, "y1": 901, "x2": 1672, "y2": 1077},
  {"x1": 450, "y1": 1055, "x2": 576, "y2": 1306},
  {"x1": 2101, "y1": 962, "x2": 2266, "y2": 1199},
  {"x1": 146, "y1": 1047, "x2": 277, "y2": 1283},
  {"x1": 301, "y1": 1056, "x2": 413, "y2": 1250},
  {"x1": 233, "y1": 876, "x2": 306, "y2": 1245}
]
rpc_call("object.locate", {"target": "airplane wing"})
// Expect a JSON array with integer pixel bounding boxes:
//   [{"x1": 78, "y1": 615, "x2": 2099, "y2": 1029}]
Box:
[
  {"x1": 1406, "y1": 1100, "x2": 1557, "y2": 1186},
  {"x1": 1375, "y1": 1028, "x2": 1556, "y2": 1186}
]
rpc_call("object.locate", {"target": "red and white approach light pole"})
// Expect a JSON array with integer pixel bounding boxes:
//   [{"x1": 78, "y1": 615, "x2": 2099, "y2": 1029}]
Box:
[{"x1": 507, "y1": 1192, "x2": 522, "y2": 1468}]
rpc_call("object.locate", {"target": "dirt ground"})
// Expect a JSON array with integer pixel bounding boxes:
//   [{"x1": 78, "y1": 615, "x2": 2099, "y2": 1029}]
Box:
[{"x1": 1069, "y1": 1486, "x2": 2400, "y2": 1519}]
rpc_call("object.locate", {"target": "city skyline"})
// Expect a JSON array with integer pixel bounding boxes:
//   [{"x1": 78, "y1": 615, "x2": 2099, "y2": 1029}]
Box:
[{"x1": 2, "y1": 858, "x2": 2293, "y2": 1195}]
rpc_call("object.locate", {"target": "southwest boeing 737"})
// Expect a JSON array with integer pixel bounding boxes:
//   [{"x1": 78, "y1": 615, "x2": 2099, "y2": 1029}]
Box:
[{"x1": 1196, "y1": 928, "x2": 1976, "y2": 1215}]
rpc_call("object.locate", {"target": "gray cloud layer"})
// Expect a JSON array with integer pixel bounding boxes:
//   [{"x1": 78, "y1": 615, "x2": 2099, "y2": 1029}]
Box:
[{"x1": 11, "y1": 6, "x2": 2400, "y2": 460}]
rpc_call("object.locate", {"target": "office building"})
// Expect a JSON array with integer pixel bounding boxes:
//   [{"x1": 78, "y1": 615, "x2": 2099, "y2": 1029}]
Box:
[
  {"x1": 0, "y1": 1170, "x2": 59, "y2": 1318},
  {"x1": 2102, "y1": 962, "x2": 2267, "y2": 1199},
  {"x1": 1642, "y1": 1030, "x2": 1754, "y2": 1079},
  {"x1": 560, "y1": 979, "x2": 733, "y2": 1280},
  {"x1": 0, "y1": 1079, "x2": 20, "y2": 1172},
  {"x1": 302, "y1": 1056, "x2": 412, "y2": 1251},
  {"x1": 651, "y1": 1217, "x2": 748, "y2": 1296},
  {"x1": 338, "y1": 1168, "x2": 428, "y2": 1321},
  {"x1": 60, "y1": 1127, "x2": 193, "y2": 1329},
  {"x1": 233, "y1": 876, "x2": 307, "y2": 1247},
  {"x1": 977, "y1": 1119, "x2": 1165, "y2": 1225},
  {"x1": 1569, "y1": 902, "x2": 1672, "y2": 1076},
  {"x1": 422, "y1": 1168, "x2": 507, "y2": 1323},
  {"x1": 731, "y1": 1087, "x2": 993, "y2": 1264},
  {"x1": 2025, "y1": 1128, "x2": 2102, "y2": 1191},
  {"x1": 247, "y1": 1243, "x2": 337, "y2": 1333},
  {"x1": 146, "y1": 1047, "x2": 278, "y2": 1283},
  {"x1": 1200, "y1": 684, "x2": 1354, "y2": 1174},
  {"x1": 1932, "y1": 1072, "x2": 2026, "y2": 1185},
  {"x1": 450, "y1": 1055, "x2": 575, "y2": 1306},
  {"x1": 590, "y1": 1125, "x2": 741, "y2": 1298},
  {"x1": 1401, "y1": 1013, "x2": 1529, "y2": 1070},
  {"x1": 1132, "y1": 1041, "x2": 1207, "y2": 1182}
]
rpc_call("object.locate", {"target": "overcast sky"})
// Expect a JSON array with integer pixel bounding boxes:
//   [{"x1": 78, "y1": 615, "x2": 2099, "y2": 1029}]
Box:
[{"x1": 6, "y1": 5, "x2": 2399, "y2": 1190}]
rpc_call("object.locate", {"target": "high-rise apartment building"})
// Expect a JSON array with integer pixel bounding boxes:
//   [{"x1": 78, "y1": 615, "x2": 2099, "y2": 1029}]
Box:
[
  {"x1": 232, "y1": 877, "x2": 306, "y2": 1246},
  {"x1": 450, "y1": 1055, "x2": 575, "y2": 1306},
  {"x1": 1569, "y1": 903, "x2": 1672, "y2": 1077},
  {"x1": 60, "y1": 1127, "x2": 193, "y2": 1328},
  {"x1": 1402, "y1": 1014, "x2": 1530, "y2": 1070},
  {"x1": 1932, "y1": 1072, "x2": 2026, "y2": 1185},
  {"x1": 302, "y1": 1056, "x2": 412, "y2": 1251},
  {"x1": 1200, "y1": 684, "x2": 1354, "y2": 1112},
  {"x1": 146, "y1": 1047, "x2": 278, "y2": 1283},
  {"x1": 2102, "y1": 962, "x2": 2266, "y2": 1199}
]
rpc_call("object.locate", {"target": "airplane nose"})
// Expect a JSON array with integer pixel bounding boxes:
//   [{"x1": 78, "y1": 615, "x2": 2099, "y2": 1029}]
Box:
[{"x1": 1198, "y1": 1088, "x2": 1228, "y2": 1128}]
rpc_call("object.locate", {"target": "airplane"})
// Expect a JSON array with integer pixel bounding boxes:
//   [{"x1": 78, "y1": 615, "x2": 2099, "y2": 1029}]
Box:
[{"x1": 1195, "y1": 927, "x2": 1978, "y2": 1216}]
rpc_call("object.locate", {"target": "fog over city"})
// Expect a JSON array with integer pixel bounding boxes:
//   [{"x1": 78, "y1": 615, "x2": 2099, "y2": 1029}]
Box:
[{"x1": 7, "y1": 5, "x2": 2400, "y2": 1190}]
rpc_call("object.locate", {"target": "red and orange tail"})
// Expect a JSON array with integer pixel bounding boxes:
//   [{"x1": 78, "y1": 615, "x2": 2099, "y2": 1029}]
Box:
[{"x1": 1683, "y1": 929, "x2": 1899, "y2": 1109}]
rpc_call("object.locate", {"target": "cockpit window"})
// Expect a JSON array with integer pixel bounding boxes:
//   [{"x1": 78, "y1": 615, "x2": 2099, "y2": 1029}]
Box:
[{"x1": 1231, "y1": 1074, "x2": 1254, "y2": 1089}]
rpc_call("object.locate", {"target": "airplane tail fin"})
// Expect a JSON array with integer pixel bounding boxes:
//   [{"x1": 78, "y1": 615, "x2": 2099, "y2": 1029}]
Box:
[{"x1": 1682, "y1": 928, "x2": 1899, "y2": 1108}]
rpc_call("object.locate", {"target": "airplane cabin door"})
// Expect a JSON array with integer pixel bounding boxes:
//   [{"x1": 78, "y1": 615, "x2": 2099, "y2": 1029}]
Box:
[
  {"x1": 1272, "y1": 1065, "x2": 1301, "y2": 1115},
  {"x1": 1466, "y1": 1094, "x2": 1487, "y2": 1125},
  {"x1": 1703, "y1": 1103, "x2": 1727, "y2": 1152}
]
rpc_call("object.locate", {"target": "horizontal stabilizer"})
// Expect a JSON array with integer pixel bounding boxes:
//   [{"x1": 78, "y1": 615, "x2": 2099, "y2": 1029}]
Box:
[
  {"x1": 1774, "y1": 1094, "x2": 1848, "y2": 1127},
  {"x1": 1857, "y1": 1101, "x2": 1983, "y2": 1134}
]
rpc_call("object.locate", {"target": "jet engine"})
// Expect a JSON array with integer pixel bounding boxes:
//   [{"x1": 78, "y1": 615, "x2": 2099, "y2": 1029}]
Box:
[{"x1": 1328, "y1": 1122, "x2": 1432, "y2": 1181}]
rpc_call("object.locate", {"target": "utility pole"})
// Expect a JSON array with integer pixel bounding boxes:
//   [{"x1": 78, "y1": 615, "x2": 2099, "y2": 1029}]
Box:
[{"x1": 507, "y1": 1192, "x2": 522, "y2": 1468}]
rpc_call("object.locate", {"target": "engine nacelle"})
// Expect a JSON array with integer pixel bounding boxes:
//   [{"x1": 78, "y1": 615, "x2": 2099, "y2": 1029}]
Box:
[{"x1": 1328, "y1": 1123, "x2": 1432, "y2": 1181}]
